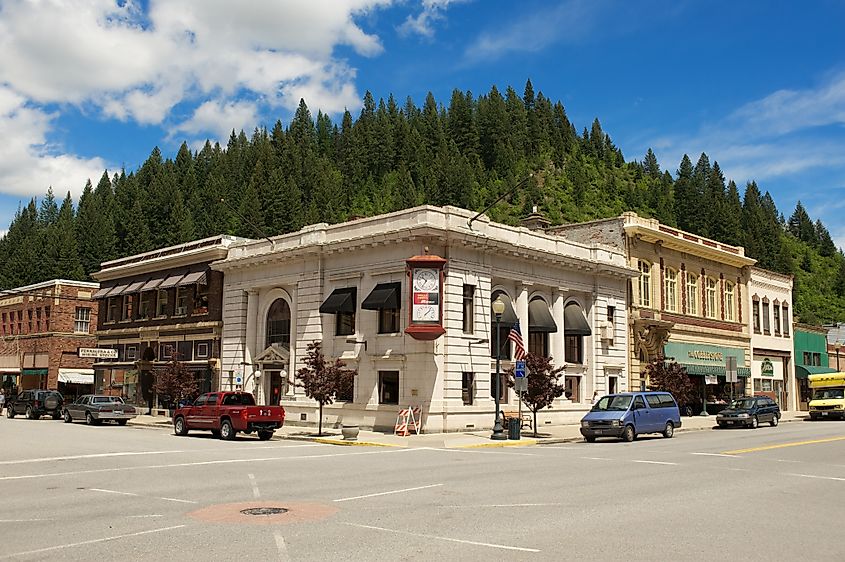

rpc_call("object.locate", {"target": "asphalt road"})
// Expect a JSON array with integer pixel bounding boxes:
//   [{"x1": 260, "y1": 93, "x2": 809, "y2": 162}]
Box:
[{"x1": 1, "y1": 415, "x2": 843, "y2": 561}]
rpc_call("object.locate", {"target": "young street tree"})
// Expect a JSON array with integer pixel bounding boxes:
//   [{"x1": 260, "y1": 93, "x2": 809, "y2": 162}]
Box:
[
  {"x1": 643, "y1": 356, "x2": 696, "y2": 411},
  {"x1": 153, "y1": 355, "x2": 198, "y2": 409},
  {"x1": 505, "y1": 353, "x2": 565, "y2": 437},
  {"x1": 293, "y1": 341, "x2": 358, "y2": 436}
]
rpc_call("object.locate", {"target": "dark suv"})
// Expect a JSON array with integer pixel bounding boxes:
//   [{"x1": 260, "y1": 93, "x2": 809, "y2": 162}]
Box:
[
  {"x1": 6, "y1": 390, "x2": 64, "y2": 420},
  {"x1": 715, "y1": 396, "x2": 781, "y2": 429}
]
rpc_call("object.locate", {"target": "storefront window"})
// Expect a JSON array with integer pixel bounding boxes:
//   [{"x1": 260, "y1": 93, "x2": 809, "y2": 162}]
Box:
[
  {"x1": 638, "y1": 261, "x2": 651, "y2": 308},
  {"x1": 664, "y1": 268, "x2": 678, "y2": 312}
]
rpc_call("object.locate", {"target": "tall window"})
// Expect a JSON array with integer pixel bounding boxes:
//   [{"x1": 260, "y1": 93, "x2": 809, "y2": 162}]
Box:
[
  {"x1": 44, "y1": 306, "x2": 50, "y2": 331},
  {"x1": 686, "y1": 274, "x2": 698, "y2": 316},
  {"x1": 528, "y1": 332, "x2": 548, "y2": 357},
  {"x1": 121, "y1": 295, "x2": 133, "y2": 320},
  {"x1": 107, "y1": 297, "x2": 119, "y2": 322},
  {"x1": 266, "y1": 299, "x2": 292, "y2": 349},
  {"x1": 139, "y1": 292, "x2": 153, "y2": 319},
  {"x1": 36, "y1": 308, "x2": 41, "y2": 332},
  {"x1": 724, "y1": 282, "x2": 735, "y2": 322},
  {"x1": 156, "y1": 289, "x2": 169, "y2": 317},
  {"x1": 462, "y1": 284, "x2": 475, "y2": 333},
  {"x1": 74, "y1": 307, "x2": 91, "y2": 333},
  {"x1": 664, "y1": 268, "x2": 678, "y2": 312},
  {"x1": 638, "y1": 260, "x2": 651, "y2": 307},
  {"x1": 379, "y1": 307, "x2": 400, "y2": 334},
  {"x1": 773, "y1": 305, "x2": 781, "y2": 335},
  {"x1": 705, "y1": 278, "x2": 718, "y2": 319},
  {"x1": 336, "y1": 309, "x2": 355, "y2": 336},
  {"x1": 462, "y1": 372, "x2": 474, "y2": 406},
  {"x1": 175, "y1": 287, "x2": 191, "y2": 315},
  {"x1": 378, "y1": 371, "x2": 399, "y2": 405},
  {"x1": 783, "y1": 304, "x2": 790, "y2": 336},
  {"x1": 753, "y1": 299, "x2": 761, "y2": 333},
  {"x1": 762, "y1": 301, "x2": 771, "y2": 334},
  {"x1": 27, "y1": 310, "x2": 32, "y2": 333},
  {"x1": 193, "y1": 284, "x2": 209, "y2": 315}
]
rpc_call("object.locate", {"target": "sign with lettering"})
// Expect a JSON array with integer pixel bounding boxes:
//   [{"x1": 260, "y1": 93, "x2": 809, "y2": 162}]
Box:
[
  {"x1": 78, "y1": 347, "x2": 118, "y2": 359},
  {"x1": 663, "y1": 342, "x2": 745, "y2": 366},
  {"x1": 761, "y1": 358, "x2": 774, "y2": 377}
]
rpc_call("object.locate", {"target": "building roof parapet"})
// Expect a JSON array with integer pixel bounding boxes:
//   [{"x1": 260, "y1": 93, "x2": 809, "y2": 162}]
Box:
[
  {"x1": 216, "y1": 205, "x2": 637, "y2": 279},
  {"x1": 795, "y1": 323, "x2": 828, "y2": 335},
  {"x1": 0, "y1": 278, "x2": 100, "y2": 296},
  {"x1": 750, "y1": 266, "x2": 794, "y2": 283}
]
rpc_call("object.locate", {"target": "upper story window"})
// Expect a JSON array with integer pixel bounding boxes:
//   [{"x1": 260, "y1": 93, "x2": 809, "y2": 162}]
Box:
[
  {"x1": 175, "y1": 287, "x2": 191, "y2": 316},
  {"x1": 752, "y1": 299, "x2": 761, "y2": 333},
  {"x1": 139, "y1": 292, "x2": 154, "y2": 319},
  {"x1": 638, "y1": 260, "x2": 651, "y2": 308},
  {"x1": 782, "y1": 304, "x2": 790, "y2": 336},
  {"x1": 686, "y1": 274, "x2": 698, "y2": 316},
  {"x1": 266, "y1": 298, "x2": 291, "y2": 349},
  {"x1": 74, "y1": 307, "x2": 91, "y2": 333},
  {"x1": 462, "y1": 284, "x2": 475, "y2": 334},
  {"x1": 724, "y1": 282, "x2": 735, "y2": 322},
  {"x1": 194, "y1": 284, "x2": 209, "y2": 315},
  {"x1": 762, "y1": 300, "x2": 771, "y2": 334},
  {"x1": 107, "y1": 297, "x2": 119, "y2": 322},
  {"x1": 664, "y1": 268, "x2": 678, "y2": 312},
  {"x1": 773, "y1": 303, "x2": 781, "y2": 335},
  {"x1": 44, "y1": 306, "x2": 50, "y2": 331},
  {"x1": 705, "y1": 278, "x2": 718, "y2": 319},
  {"x1": 319, "y1": 287, "x2": 357, "y2": 337},
  {"x1": 27, "y1": 309, "x2": 32, "y2": 333},
  {"x1": 156, "y1": 289, "x2": 169, "y2": 317},
  {"x1": 121, "y1": 295, "x2": 133, "y2": 321}
]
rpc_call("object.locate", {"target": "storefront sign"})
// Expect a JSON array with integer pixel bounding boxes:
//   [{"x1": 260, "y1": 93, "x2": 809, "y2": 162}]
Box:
[
  {"x1": 761, "y1": 358, "x2": 774, "y2": 377},
  {"x1": 664, "y1": 342, "x2": 745, "y2": 366},
  {"x1": 78, "y1": 347, "x2": 118, "y2": 359}
]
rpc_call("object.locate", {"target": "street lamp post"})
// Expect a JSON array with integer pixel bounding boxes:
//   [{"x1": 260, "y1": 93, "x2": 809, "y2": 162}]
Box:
[
  {"x1": 491, "y1": 297, "x2": 507, "y2": 440},
  {"x1": 835, "y1": 342, "x2": 841, "y2": 371}
]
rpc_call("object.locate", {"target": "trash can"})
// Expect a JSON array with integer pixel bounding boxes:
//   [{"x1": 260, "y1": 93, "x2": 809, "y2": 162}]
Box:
[{"x1": 508, "y1": 418, "x2": 521, "y2": 440}]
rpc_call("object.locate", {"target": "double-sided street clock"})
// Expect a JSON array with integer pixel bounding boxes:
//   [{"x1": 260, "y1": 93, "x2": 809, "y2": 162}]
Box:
[{"x1": 405, "y1": 253, "x2": 447, "y2": 341}]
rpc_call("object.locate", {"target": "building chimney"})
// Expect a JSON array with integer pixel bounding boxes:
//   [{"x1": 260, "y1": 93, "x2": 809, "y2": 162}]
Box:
[{"x1": 520, "y1": 206, "x2": 550, "y2": 231}]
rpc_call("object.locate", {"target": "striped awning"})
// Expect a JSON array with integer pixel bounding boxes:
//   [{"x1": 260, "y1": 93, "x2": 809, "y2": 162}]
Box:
[
  {"x1": 158, "y1": 273, "x2": 185, "y2": 289},
  {"x1": 92, "y1": 284, "x2": 117, "y2": 299},
  {"x1": 179, "y1": 269, "x2": 208, "y2": 286}
]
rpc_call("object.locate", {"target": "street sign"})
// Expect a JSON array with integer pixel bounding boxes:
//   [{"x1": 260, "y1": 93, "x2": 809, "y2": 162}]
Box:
[
  {"x1": 514, "y1": 377, "x2": 528, "y2": 392},
  {"x1": 515, "y1": 360, "x2": 526, "y2": 378},
  {"x1": 726, "y1": 356, "x2": 738, "y2": 383},
  {"x1": 78, "y1": 347, "x2": 118, "y2": 359}
]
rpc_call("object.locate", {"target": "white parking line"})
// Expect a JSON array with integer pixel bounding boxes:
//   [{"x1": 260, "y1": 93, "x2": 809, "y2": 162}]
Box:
[
  {"x1": 581, "y1": 456, "x2": 613, "y2": 461},
  {"x1": 334, "y1": 483, "x2": 443, "y2": 502},
  {"x1": 274, "y1": 531, "x2": 290, "y2": 561},
  {"x1": 786, "y1": 473, "x2": 845, "y2": 482},
  {"x1": 632, "y1": 460, "x2": 678, "y2": 466},
  {"x1": 0, "y1": 451, "x2": 184, "y2": 465},
  {"x1": 0, "y1": 525, "x2": 186, "y2": 560},
  {"x1": 440, "y1": 503, "x2": 562, "y2": 508},
  {"x1": 345, "y1": 523, "x2": 540, "y2": 553},
  {"x1": 87, "y1": 488, "x2": 197, "y2": 504},
  {"x1": 691, "y1": 453, "x2": 739, "y2": 458},
  {"x1": 248, "y1": 473, "x2": 261, "y2": 498}
]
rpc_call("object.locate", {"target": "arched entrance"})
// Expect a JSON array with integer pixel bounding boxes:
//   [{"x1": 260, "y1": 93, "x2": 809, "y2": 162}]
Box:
[{"x1": 256, "y1": 298, "x2": 292, "y2": 405}]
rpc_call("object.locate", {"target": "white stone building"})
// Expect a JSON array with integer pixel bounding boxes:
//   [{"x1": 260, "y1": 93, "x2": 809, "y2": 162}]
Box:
[
  {"x1": 748, "y1": 267, "x2": 796, "y2": 410},
  {"x1": 214, "y1": 205, "x2": 635, "y2": 432}
]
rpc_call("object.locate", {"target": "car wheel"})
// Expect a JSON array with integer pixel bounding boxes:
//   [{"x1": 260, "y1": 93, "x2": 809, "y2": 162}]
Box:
[
  {"x1": 63, "y1": 410, "x2": 72, "y2": 423},
  {"x1": 116, "y1": 419, "x2": 128, "y2": 426},
  {"x1": 621, "y1": 425, "x2": 636, "y2": 442},
  {"x1": 809, "y1": 413, "x2": 819, "y2": 421},
  {"x1": 7, "y1": 407, "x2": 15, "y2": 418},
  {"x1": 52, "y1": 411, "x2": 61, "y2": 420},
  {"x1": 718, "y1": 421, "x2": 727, "y2": 428},
  {"x1": 770, "y1": 414, "x2": 779, "y2": 427},
  {"x1": 86, "y1": 412, "x2": 95, "y2": 426},
  {"x1": 174, "y1": 416, "x2": 188, "y2": 436},
  {"x1": 584, "y1": 436, "x2": 596, "y2": 443},
  {"x1": 750, "y1": 415, "x2": 759, "y2": 429},
  {"x1": 220, "y1": 420, "x2": 236, "y2": 440},
  {"x1": 257, "y1": 430, "x2": 273, "y2": 441},
  {"x1": 663, "y1": 421, "x2": 674, "y2": 438},
  {"x1": 26, "y1": 406, "x2": 36, "y2": 420}
]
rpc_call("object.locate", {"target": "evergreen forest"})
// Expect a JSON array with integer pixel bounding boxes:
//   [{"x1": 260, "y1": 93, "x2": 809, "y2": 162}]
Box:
[{"x1": 1, "y1": 80, "x2": 843, "y2": 324}]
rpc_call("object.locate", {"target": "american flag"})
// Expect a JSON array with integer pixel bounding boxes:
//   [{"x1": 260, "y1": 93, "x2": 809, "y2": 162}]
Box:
[{"x1": 508, "y1": 321, "x2": 527, "y2": 360}]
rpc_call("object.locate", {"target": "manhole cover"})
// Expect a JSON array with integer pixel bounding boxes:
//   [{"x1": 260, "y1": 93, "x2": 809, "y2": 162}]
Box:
[{"x1": 240, "y1": 507, "x2": 289, "y2": 516}]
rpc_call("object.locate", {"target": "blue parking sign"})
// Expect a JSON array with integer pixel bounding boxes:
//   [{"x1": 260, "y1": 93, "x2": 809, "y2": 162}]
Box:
[{"x1": 515, "y1": 360, "x2": 526, "y2": 378}]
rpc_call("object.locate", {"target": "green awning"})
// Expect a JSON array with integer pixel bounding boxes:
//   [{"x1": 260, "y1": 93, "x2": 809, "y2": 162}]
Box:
[
  {"x1": 679, "y1": 363, "x2": 750, "y2": 378},
  {"x1": 21, "y1": 368, "x2": 48, "y2": 376},
  {"x1": 795, "y1": 365, "x2": 837, "y2": 379}
]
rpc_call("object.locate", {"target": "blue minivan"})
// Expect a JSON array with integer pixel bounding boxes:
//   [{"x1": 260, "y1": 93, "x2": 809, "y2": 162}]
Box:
[{"x1": 580, "y1": 392, "x2": 682, "y2": 442}]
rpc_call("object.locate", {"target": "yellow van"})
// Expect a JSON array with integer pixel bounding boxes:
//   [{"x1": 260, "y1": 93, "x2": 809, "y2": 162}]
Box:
[{"x1": 808, "y1": 373, "x2": 845, "y2": 420}]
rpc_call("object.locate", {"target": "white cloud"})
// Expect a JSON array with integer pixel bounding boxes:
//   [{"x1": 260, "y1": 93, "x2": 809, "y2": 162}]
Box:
[
  {"x1": 399, "y1": 0, "x2": 467, "y2": 38},
  {"x1": 0, "y1": 0, "x2": 395, "y2": 199}
]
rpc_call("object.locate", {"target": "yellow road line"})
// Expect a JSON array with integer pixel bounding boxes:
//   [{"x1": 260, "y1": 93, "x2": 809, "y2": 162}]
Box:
[{"x1": 722, "y1": 436, "x2": 845, "y2": 455}]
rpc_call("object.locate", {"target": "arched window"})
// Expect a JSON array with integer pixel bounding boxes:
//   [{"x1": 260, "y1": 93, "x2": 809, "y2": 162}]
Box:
[
  {"x1": 266, "y1": 299, "x2": 291, "y2": 349},
  {"x1": 705, "y1": 278, "x2": 718, "y2": 319},
  {"x1": 686, "y1": 273, "x2": 698, "y2": 316},
  {"x1": 664, "y1": 268, "x2": 678, "y2": 312},
  {"x1": 638, "y1": 261, "x2": 651, "y2": 308},
  {"x1": 724, "y1": 282, "x2": 735, "y2": 322}
]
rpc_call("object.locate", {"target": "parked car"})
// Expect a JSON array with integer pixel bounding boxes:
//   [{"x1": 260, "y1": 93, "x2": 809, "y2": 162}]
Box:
[
  {"x1": 172, "y1": 391, "x2": 285, "y2": 441},
  {"x1": 580, "y1": 392, "x2": 682, "y2": 442},
  {"x1": 716, "y1": 396, "x2": 780, "y2": 428},
  {"x1": 6, "y1": 390, "x2": 64, "y2": 420},
  {"x1": 62, "y1": 395, "x2": 138, "y2": 425}
]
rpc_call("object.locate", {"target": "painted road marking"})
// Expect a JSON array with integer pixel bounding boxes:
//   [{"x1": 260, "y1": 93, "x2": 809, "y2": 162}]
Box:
[
  {"x1": 0, "y1": 447, "x2": 417, "y2": 481},
  {"x1": 785, "y1": 473, "x2": 845, "y2": 482},
  {"x1": 722, "y1": 436, "x2": 845, "y2": 455},
  {"x1": 345, "y1": 523, "x2": 540, "y2": 553},
  {"x1": 440, "y1": 503, "x2": 563, "y2": 508},
  {"x1": 0, "y1": 451, "x2": 184, "y2": 465},
  {"x1": 581, "y1": 457, "x2": 613, "y2": 461},
  {"x1": 126, "y1": 514, "x2": 164, "y2": 518},
  {"x1": 274, "y1": 531, "x2": 290, "y2": 562},
  {"x1": 0, "y1": 525, "x2": 186, "y2": 560},
  {"x1": 632, "y1": 460, "x2": 678, "y2": 466},
  {"x1": 424, "y1": 447, "x2": 537, "y2": 456},
  {"x1": 249, "y1": 473, "x2": 261, "y2": 498},
  {"x1": 691, "y1": 453, "x2": 739, "y2": 458},
  {"x1": 334, "y1": 483, "x2": 443, "y2": 502},
  {"x1": 87, "y1": 488, "x2": 197, "y2": 504}
]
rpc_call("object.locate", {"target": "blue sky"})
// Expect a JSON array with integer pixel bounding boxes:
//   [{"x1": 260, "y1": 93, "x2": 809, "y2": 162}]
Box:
[{"x1": 1, "y1": 0, "x2": 844, "y2": 246}]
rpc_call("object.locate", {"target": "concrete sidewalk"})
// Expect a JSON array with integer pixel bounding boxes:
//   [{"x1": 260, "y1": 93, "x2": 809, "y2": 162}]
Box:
[{"x1": 128, "y1": 410, "x2": 810, "y2": 448}]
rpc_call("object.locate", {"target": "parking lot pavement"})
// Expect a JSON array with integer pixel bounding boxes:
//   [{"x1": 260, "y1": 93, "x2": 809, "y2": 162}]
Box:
[{"x1": 1, "y1": 415, "x2": 843, "y2": 560}]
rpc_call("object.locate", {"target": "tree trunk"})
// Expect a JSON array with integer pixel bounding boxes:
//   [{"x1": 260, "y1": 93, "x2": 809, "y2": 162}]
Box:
[
  {"x1": 533, "y1": 409, "x2": 538, "y2": 438},
  {"x1": 318, "y1": 402, "x2": 323, "y2": 436}
]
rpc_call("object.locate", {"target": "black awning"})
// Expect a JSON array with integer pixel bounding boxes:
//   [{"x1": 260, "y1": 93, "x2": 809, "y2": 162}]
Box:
[
  {"x1": 319, "y1": 288, "x2": 357, "y2": 314},
  {"x1": 528, "y1": 299, "x2": 558, "y2": 333},
  {"x1": 491, "y1": 293, "x2": 518, "y2": 325},
  {"x1": 361, "y1": 282, "x2": 401, "y2": 310},
  {"x1": 564, "y1": 304, "x2": 592, "y2": 336}
]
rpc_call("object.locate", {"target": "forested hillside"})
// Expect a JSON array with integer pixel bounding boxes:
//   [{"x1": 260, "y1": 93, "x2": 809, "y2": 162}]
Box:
[{"x1": 1, "y1": 80, "x2": 843, "y2": 324}]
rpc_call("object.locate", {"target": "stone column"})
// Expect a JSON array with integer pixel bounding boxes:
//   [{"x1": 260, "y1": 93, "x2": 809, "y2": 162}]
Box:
[
  {"x1": 552, "y1": 289, "x2": 566, "y2": 366},
  {"x1": 244, "y1": 289, "x2": 262, "y2": 403}
]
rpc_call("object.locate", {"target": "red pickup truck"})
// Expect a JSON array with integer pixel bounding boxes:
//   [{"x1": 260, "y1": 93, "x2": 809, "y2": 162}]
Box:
[{"x1": 172, "y1": 392, "x2": 285, "y2": 441}]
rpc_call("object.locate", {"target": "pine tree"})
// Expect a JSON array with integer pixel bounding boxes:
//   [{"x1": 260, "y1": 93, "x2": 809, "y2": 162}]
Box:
[{"x1": 815, "y1": 219, "x2": 836, "y2": 256}]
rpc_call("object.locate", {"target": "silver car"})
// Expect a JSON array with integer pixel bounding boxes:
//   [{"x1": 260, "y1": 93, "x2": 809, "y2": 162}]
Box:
[{"x1": 62, "y1": 395, "x2": 138, "y2": 426}]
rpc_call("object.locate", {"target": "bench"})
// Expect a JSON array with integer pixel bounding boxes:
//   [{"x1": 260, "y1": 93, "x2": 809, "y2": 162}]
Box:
[{"x1": 502, "y1": 410, "x2": 532, "y2": 430}]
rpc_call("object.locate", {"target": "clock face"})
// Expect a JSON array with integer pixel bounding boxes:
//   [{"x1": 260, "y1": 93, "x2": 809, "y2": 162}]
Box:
[
  {"x1": 412, "y1": 304, "x2": 439, "y2": 322},
  {"x1": 413, "y1": 268, "x2": 439, "y2": 292}
]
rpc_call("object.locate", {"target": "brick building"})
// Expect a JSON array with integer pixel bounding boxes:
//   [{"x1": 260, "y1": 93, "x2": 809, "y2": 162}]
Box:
[
  {"x1": 0, "y1": 279, "x2": 100, "y2": 398},
  {"x1": 90, "y1": 235, "x2": 245, "y2": 408}
]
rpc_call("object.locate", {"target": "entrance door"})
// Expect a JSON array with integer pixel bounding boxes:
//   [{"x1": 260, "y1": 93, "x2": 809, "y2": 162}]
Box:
[
  {"x1": 269, "y1": 371, "x2": 284, "y2": 406},
  {"x1": 608, "y1": 376, "x2": 617, "y2": 394}
]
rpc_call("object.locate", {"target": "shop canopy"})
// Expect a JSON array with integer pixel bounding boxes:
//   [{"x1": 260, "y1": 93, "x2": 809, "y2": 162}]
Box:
[
  {"x1": 179, "y1": 269, "x2": 208, "y2": 286},
  {"x1": 564, "y1": 304, "x2": 592, "y2": 336},
  {"x1": 158, "y1": 272, "x2": 185, "y2": 289},
  {"x1": 361, "y1": 283, "x2": 401, "y2": 310},
  {"x1": 106, "y1": 283, "x2": 130, "y2": 297},
  {"x1": 319, "y1": 288, "x2": 357, "y2": 314},
  {"x1": 795, "y1": 365, "x2": 837, "y2": 379},
  {"x1": 679, "y1": 363, "x2": 750, "y2": 378},
  {"x1": 57, "y1": 368, "x2": 94, "y2": 385},
  {"x1": 528, "y1": 299, "x2": 558, "y2": 333},
  {"x1": 124, "y1": 280, "x2": 147, "y2": 294},
  {"x1": 140, "y1": 276, "x2": 166, "y2": 292},
  {"x1": 92, "y1": 284, "x2": 117, "y2": 299}
]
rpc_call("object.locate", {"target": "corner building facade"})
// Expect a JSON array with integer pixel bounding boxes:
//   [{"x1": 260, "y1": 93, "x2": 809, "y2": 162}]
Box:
[
  {"x1": 550, "y1": 213, "x2": 756, "y2": 411},
  {"x1": 215, "y1": 206, "x2": 635, "y2": 432}
]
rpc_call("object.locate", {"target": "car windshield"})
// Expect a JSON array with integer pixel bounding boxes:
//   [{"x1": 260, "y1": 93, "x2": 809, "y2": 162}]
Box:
[
  {"x1": 730, "y1": 398, "x2": 756, "y2": 409},
  {"x1": 813, "y1": 388, "x2": 844, "y2": 400},
  {"x1": 592, "y1": 395, "x2": 632, "y2": 411}
]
